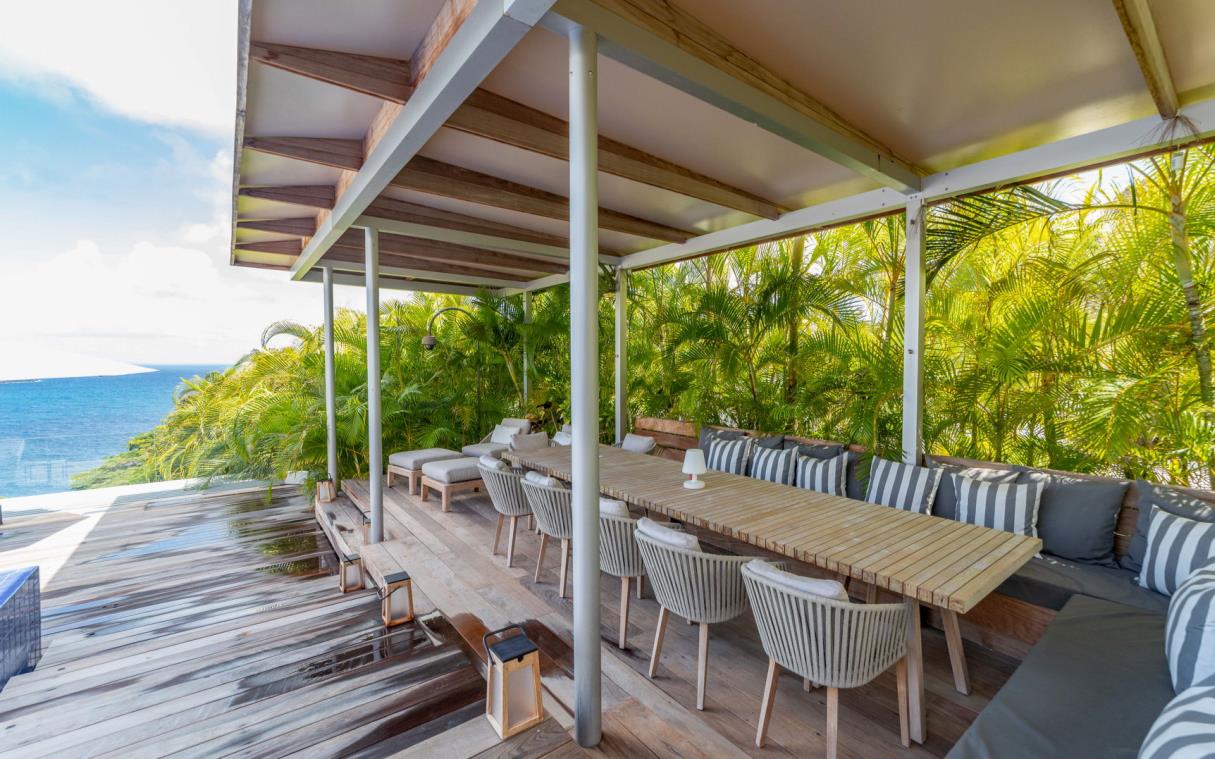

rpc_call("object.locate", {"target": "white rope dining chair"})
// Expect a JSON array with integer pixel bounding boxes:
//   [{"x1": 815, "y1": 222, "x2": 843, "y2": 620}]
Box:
[
  {"x1": 742, "y1": 561, "x2": 911, "y2": 757},
  {"x1": 598, "y1": 505, "x2": 663, "y2": 649},
  {"x1": 636, "y1": 528, "x2": 756, "y2": 710},
  {"x1": 522, "y1": 478, "x2": 574, "y2": 597},
  {"x1": 478, "y1": 463, "x2": 531, "y2": 568}
]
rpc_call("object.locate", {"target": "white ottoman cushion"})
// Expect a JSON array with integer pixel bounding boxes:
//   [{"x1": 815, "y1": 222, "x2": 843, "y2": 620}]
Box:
[
  {"x1": 422, "y1": 457, "x2": 483, "y2": 484},
  {"x1": 389, "y1": 448, "x2": 461, "y2": 470}
]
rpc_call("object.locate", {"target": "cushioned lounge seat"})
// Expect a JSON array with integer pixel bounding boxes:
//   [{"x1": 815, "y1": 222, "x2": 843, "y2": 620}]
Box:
[
  {"x1": 422, "y1": 457, "x2": 482, "y2": 483},
  {"x1": 995, "y1": 554, "x2": 1168, "y2": 614},
  {"x1": 462, "y1": 442, "x2": 509, "y2": 458},
  {"x1": 388, "y1": 448, "x2": 461, "y2": 470},
  {"x1": 947, "y1": 595, "x2": 1174, "y2": 759}
]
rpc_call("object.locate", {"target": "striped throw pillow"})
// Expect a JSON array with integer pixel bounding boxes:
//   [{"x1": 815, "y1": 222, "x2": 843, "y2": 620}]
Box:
[
  {"x1": 865, "y1": 457, "x2": 942, "y2": 514},
  {"x1": 954, "y1": 474, "x2": 1043, "y2": 537},
  {"x1": 796, "y1": 452, "x2": 848, "y2": 496},
  {"x1": 1138, "y1": 680, "x2": 1215, "y2": 759},
  {"x1": 1142, "y1": 508, "x2": 1215, "y2": 595},
  {"x1": 750, "y1": 445, "x2": 796, "y2": 485},
  {"x1": 1167, "y1": 564, "x2": 1215, "y2": 692},
  {"x1": 707, "y1": 436, "x2": 752, "y2": 475}
]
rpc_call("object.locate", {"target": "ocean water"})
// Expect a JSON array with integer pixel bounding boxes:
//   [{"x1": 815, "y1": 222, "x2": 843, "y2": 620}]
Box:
[{"x1": 0, "y1": 365, "x2": 225, "y2": 497}]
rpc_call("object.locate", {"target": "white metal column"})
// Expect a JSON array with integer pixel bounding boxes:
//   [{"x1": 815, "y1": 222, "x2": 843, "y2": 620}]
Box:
[
  {"x1": 365, "y1": 227, "x2": 384, "y2": 543},
  {"x1": 614, "y1": 269, "x2": 628, "y2": 443},
  {"x1": 522, "y1": 290, "x2": 531, "y2": 410},
  {"x1": 901, "y1": 195, "x2": 925, "y2": 465},
  {"x1": 569, "y1": 23, "x2": 602, "y2": 748},
  {"x1": 323, "y1": 266, "x2": 338, "y2": 482}
]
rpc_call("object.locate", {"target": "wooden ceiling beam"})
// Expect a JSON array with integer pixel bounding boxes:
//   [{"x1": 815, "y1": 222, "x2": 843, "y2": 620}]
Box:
[
  {"x1": 395, "y1": 156, "x2": 695, "y2": 242},
  {"x1": 249, "y1": 42, "x2": 413, "y2": 103},
  {"x1": 325, "y1": 245, "x2": 533, "y2": 287},
  {"x1": 300, "y1": 267, "x2": 486, "y2": 296},
  {"x1": 242, "y1": 137, "x2": 362, "y2": 171},
  {"x1": 249, "y1": 40, "x2": 784, "y2": 218},
  {"x1": 234, "y1": 239, "x2": 304, "y2": 255},
  {"x1": 236, "y1": 217, "x2": 317, "y2": 236},
  {"x1": 334, "y1": 229, "x2": 567, "y2": 275},
  {"x1": 239, "y1": 185, "x2": 336, "y2": 209},
  {"x1": 1112, "y1": 0, "x2": 1179, "y2": 119}
]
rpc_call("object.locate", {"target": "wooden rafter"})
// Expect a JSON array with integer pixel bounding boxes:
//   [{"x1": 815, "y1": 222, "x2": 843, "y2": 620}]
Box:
[
  {"x1": 235, "y1": 239, "x2": 304, "y2": 255},
  {"x1": 249, "y1": 42, "x2": 413, "y2": 102},
  {"x1": 334, "y1": 229, "x2": 568, "y2": 275},
  {"x1": 239, "y1": 185, "x2": 336, "y2": 209},
  {"x1": 243, "y1": 137, "x2": 695, "y2": 242},
  {"x1": 1112, "y1": 0, "x2": 1179, "y2": 119},
  {"x1": 324, "y1": 246, "x2": 532, "y2": 287},
  {"x1": 249, "y1": 40, "x2": 784, "y2": 218},
  {"x1": 237, "y1": 217, "x2": 317, "y2": 236}
]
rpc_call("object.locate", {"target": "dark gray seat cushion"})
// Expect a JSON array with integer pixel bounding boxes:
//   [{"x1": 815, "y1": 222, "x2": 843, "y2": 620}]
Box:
[
  {"x1": 1125, "y1": 480, "x2": 1215, "y2": 572},
  {"x1": 947, "y1": 595, "x2": 1173, "y2": 759},
  {"x1": 996, "y1": 555, "x2": 1168, "y2": 613},
  {"x1": 1019, "y1": 470, "x2": 1129, "y2": 567}
]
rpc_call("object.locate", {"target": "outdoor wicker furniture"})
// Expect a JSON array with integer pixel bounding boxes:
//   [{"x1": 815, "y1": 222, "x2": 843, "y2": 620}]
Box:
[
  {"x1": 522, "y1": 477, "x2": 573, "y2": 597},
  {"x1": 479, "y1": 462, "x2": 532, "y2": 567}
]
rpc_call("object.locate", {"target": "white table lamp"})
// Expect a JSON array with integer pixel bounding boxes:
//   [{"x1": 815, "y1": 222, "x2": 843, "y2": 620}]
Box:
[{"x1": 683, "y1": 448, "x2": 707, "y2": 489}]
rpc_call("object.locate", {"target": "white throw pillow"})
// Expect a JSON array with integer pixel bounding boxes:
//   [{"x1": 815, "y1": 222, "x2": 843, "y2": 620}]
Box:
[
  {"x1": 620, "y1": 433, "x2": 656, "y2": 454},
  {"x1": 510, "y1": 431, "x2": 549, "y2": 451},
  {"x1": 638, "y1": 517, "x2": 699, "y2": 551},
  {"x1": 490, "y1": 424, "x2": 521, "y2": 445},
  {"x1": 479, "y1": 454, "x2": 507, "y2": 471},
  {"x1": 746, "y1": 559, "x2": 850, "y2": 602},
  {"x1": 524, "y1": 470, "x2": 562, "y2": 488},
  {"x1": 600, "y1": 498, "x2": 630, "y2": 517},
  {"x1": 552, "y1": 430, "x2": 572, "y2": 446}
]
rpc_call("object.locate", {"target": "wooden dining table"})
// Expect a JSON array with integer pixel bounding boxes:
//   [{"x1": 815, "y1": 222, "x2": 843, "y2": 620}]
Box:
[{"x1": 504, "y1": 444, "x2": 1041, "y2": 744}]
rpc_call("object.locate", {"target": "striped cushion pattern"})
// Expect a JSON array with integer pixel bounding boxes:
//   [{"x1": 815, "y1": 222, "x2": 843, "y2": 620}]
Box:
[
  {"x1": 865, "y1": 457, "x2": 942, "y2": 514},
  {"x1": 750, "y1": 445, "x2": 796, "y2": 485},
  {"x1": 707, "y1": 437, "x2": 752, "y2": 475},
  {"x1": 1167, "y1": 564, "x2": 1215, "y2": 692},
  {"x1": 796, "y1": 452, "x2": 848, "y2": 496},
  {"x1": 954, "y1": 474, "x2": 1043, "y2": 537},
  {"x1": 1138, "y1": 680, "x2": 1215, "y2": 759},
  {"x1": 1141, "y1": 508, "x2": 1215, "y2": 596}
]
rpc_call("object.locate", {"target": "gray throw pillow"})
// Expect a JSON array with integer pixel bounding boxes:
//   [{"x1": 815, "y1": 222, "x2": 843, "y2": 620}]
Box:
[
  {"x1": 1019, "y1": 471, "x2": 1128, "y2": 567},
  {"x1": 790, "y1": 442, "x2": 845, "y2": 459},
  {"x1": 1125, "y1": 481, "x2": 1215, "y2": 573},
  {"x1": 753, "y1": 434, "x2": 784, "y2": 450},
  {"x1": 697, "y1": 426, "x2": 744, "y2": 451},
  {"x1": 931, "y1": 463, "x2": 1019, "y2": 521}
]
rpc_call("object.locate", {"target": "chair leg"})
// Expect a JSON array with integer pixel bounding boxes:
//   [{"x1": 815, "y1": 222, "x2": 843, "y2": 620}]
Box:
[
  {"x1": 558, "y1": 539, "x2": 570, "y2": 598},
  {"x1": 492, "y1": 514, "x2": 504, "y2": 556},
  {"x1": 896, "y1": 657, "x2": 910, "y2": 748},
  {"x1": 696, "y1": 622, "x2": 710, "y2": 711},
  {"x1": 803, "y1": 677, "x2": 812, "y2": 691},
  {"x1": 756, "y1": 658, "x2": 780, "y2": 748},
  {"x1": 618, "y1": 576, "x2": 631, "y2": 649},
  {"x1": 533, "y1": 532, "x2": 549, "y2": 582},
  {"x1": 506, "y1": 516, "x2": 518, "y2": 567},
  {"x1": 826, "y1": 686, "x2": 839, "y2": 759},
  {"x1": 648, "y1": 606, "x2": 669, "y2": 678},
  {"x1": 942, "y1": 609, "x2": 970, "y2": 695},
  {"x1": 527, "y1": 514, "x2": 534, "y2": 531}
]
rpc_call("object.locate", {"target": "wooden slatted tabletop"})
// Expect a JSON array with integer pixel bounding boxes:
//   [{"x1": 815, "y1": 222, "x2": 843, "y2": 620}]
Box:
[{"x1": 506, "y1": 445, "x2": 1039, "y2": 614}]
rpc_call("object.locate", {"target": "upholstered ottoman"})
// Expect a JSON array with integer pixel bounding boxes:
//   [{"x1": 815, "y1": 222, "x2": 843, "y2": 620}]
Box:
[
  {"x1": 420, "y1": 457, "x2": 484, "y2": 512},
  {"x1": 386, "y1": 448, "x2": 462, "y2": 495}
]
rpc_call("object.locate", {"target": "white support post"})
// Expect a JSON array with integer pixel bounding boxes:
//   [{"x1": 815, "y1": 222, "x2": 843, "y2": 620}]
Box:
[
  {"x1": 522, "y1": 290, "x2": 531, "y2": 411},
  {"x1": 614, "y1": 269, "x2": 628, "y2": 443},
  {"x1": 365, "y1": 227, "x2": 384, "y2": 543},
  {"x1": 323, "y1": 265, "x2": 338, "y2": 483},
  {"x1": 569, "y1": 23, "x2": 602, "y2": 748},
  {"x1": 901, "y1": 196, "x2": 925, "y2": 465}
]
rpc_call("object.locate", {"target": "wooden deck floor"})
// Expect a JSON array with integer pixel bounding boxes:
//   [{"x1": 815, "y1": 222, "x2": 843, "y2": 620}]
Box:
[
  {"x1": 0, "y1": 485, "x2": 489, "y2": 758},
  {"x1": 342, "y1": 478, "x2": 1021, "y2": 759}
]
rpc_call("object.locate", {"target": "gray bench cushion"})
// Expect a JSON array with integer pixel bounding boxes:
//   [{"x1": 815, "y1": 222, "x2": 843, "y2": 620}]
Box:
[
  {"x1": 462, "y1": 442, "x2": 509, "y2": 458},
  {"x1": 996, "y1": 555, "x2": 1168, "y2": 613},
  {"x1": 388, "y1": 448, "x2": 461, "y2": 470},
  {"x1": 1020, "y1": 470, "x2": 1128, "y2": 567},
  {"x1": 947, "y1": 595, "x2": 1173, "y2": 759},
  {"x1": 422, "y1": 457, "x2": 482, "y2": 484}
]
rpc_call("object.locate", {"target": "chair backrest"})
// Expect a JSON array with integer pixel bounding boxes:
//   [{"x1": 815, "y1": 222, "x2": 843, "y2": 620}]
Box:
[
  {"x1": 479, "y1": 465, "x2": 531, "y2": 517},
  {"x1": 619, "y1": 433, "x2": 657, "y2": 454},
  {"x1": 742, "y1": 563, "x2": 909, "y2": 689},
  {"x1": 599, "y1": 515, "x2": 645, "y2": 578},
  {"x1": 635, "y1": 532, "x2": 752, "y2": 623},
  {"x1": 501, "y1": 417, "x2": 531, "y2": 434},
  {"x1": 521, "y1": 480, "x2": 573, "y2": 540}
]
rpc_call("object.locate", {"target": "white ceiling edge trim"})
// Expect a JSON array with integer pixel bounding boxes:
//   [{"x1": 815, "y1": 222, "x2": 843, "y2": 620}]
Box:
[
  {"x1": 289, "y1": 0, "x2": 557, "y2": 281},
  {"x1": 302, "y1": 268, "x2": 484, "y2": 296}
]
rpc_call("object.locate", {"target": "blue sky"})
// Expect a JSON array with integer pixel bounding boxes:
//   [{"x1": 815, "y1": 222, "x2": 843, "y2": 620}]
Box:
[{"x1": 0, "y1": 1, "x2": 368, "y2": 368}]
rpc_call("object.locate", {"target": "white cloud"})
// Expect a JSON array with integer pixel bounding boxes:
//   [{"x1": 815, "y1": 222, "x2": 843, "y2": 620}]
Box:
[{"x1": 0, "y1": 1, "x2": 238, "y2": 136}]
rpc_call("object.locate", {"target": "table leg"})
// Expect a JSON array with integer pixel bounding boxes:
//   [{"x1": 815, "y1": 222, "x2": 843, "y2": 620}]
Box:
[{"x1": 904, "y1": 596, "x2": 925, "y2": 743}]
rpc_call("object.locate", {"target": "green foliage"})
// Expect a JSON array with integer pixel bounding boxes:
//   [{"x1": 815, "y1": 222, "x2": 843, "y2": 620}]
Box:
[{"x1": 78, "y1": 146, "x2": 1215, "y2": 490}]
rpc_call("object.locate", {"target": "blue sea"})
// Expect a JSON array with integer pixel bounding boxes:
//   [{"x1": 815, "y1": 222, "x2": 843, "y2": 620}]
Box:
[{"x1": 0, "y1": 365, "x2": 225, "y2": 497}]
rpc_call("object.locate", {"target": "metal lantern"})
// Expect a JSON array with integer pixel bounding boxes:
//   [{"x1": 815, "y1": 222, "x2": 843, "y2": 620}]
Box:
[
  {"x1": 483, "y1": 625, "x2": 544, "y2": 739},
  {"x1": 316, "y1": 478, "x2": 336, "y2": 503}
]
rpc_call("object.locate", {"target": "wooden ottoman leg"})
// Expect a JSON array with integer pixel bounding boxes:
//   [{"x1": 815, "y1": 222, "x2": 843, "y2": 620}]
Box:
[
  {"x1": 441, "y1": 485, "x2": 451, "y2": 512},
  {"x1": 386, "y1": 469, "x2": 395, "y2": 487}
]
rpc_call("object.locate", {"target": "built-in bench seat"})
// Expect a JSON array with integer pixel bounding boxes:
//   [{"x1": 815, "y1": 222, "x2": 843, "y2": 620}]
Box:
[
  {"x1": 947, "y1": 595, "x2": 1173, "y2": 759},
  {"x1": 314, "y1": 497, "x2": 368, "y2": 593},
  {"x1": 996, "y1": 554, "x2": 1168, "y2": 614},
  {"x1": 360, "y1": 540, "x2": 416, "y2": 627}
]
